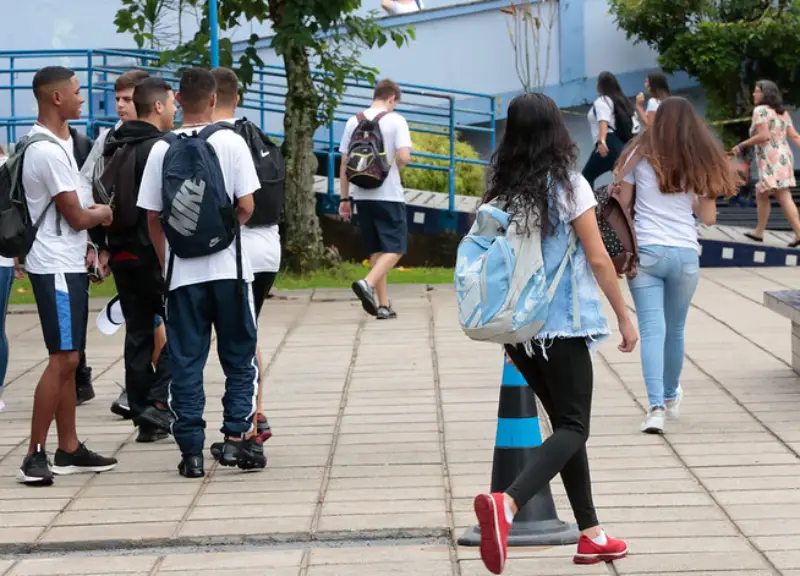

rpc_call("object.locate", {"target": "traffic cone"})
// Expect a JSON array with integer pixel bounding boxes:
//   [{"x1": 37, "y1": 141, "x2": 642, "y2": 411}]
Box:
[{"x1": 458, "y1": 359, "x2": 579, "y2": 547}]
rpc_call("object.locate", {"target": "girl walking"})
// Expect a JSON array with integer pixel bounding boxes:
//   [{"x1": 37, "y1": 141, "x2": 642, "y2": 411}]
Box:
[
  {"x1": 471, "y1": 93, "x2": 638, "y2": 574},
  {"x1": 636, "y1": 72, "x2": 670, "y2": 129},
  {"x1": 618, "y1": 97, "x2": 735, "y2": 434},
  {"x1": 733, "y1": 80, "x2": 800, "y2": 247},
  {"x1": 0, "y1": 146, "x2": 16, "y2": 412}
]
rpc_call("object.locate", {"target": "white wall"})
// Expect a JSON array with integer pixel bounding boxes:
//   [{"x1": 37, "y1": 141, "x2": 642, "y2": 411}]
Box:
[{"x1": 583, "y1": 0, "x2": 658, "y2": 77}]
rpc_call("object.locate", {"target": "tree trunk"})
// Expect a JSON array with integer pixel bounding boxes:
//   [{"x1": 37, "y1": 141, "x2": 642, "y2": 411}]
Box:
[{"x1": 281, "y1": 44, "x2": 327, "y2": 273}]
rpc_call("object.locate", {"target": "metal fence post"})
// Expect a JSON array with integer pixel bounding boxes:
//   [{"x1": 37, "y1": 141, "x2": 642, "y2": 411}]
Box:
[
  {"x1": 86, "y1": 52, "x2": 94, "y2": 137},
  {"x1": 490, "y1": 95, "x2": 497, "y2": 153},
  {"x1": 448, "y1": 96, "x2": 456, "y2": 212},
  {"x1": 9, "y1": 56, "x2": 15, "y2": 143}
]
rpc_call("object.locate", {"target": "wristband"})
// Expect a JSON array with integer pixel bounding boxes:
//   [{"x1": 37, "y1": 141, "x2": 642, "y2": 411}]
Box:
[{"x1": 340, "y1": 198, "x2": 351, "y2": 203}]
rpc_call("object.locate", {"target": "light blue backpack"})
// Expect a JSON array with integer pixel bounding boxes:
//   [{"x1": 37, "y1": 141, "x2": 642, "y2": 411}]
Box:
[{"x1": 454, "y1": 202, "x2": 577, "y2": 344}]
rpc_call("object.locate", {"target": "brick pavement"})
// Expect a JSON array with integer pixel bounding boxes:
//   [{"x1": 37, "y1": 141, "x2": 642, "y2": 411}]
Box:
[{"x1": 0, "y1": 267, "x2": 798, "y2": 575}]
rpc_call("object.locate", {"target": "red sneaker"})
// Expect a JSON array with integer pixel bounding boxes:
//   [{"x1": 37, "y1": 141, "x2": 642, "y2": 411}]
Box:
[
  {"x1": 473, "y1": 493, "x2": 511, "y2": 574},
  {"x1": 573, "y1": 533, "x2": 628, "y2": 564}
]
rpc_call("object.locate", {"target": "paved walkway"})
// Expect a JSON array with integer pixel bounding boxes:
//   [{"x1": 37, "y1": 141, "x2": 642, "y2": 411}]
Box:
[{"x1": 0, "y1": 267, "x2": 798, "y2": 575}]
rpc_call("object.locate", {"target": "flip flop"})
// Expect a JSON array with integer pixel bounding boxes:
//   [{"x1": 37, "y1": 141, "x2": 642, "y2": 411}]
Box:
[
  {"x1": 789, "y1": 238, "x2": 800, "y2": 248},
  {"x1": 744, "y1": 232, "x2": 764, "y2": 242}
]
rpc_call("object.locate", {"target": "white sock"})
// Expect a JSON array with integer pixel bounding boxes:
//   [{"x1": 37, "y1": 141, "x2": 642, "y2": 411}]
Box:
[
  {"x1": 590, "y1": 531, "x2": 607, "y2": 546},
  {"x1": 503, "y1": 501, "x2": 514, "y2": 524}
]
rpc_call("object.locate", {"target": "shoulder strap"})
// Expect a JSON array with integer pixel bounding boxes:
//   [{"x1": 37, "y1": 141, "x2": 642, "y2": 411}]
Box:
[
  {"x1": 356, "y1": 112, "x2": 366, "y2": 123},
  {"x1": 613, "y1": 150, "x2": 641, "y2": 184},
  {"x1": 373, "y1": 111, "x2": 390, "y2": 124},
  {"x1": 198, "y1": 124, "x2": 225, "y2": 141},
  {"x1": 162, "y1": 133, "x2": 180, "y2": 146}
]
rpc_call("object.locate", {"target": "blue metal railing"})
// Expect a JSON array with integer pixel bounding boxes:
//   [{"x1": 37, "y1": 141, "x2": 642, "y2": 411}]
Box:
[{"x1": 0, "y1": 49, "x2": 496, "y2": 212}]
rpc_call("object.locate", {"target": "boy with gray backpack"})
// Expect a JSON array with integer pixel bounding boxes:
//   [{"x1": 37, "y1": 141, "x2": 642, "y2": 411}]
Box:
[{"x1": 136, "y1": 68, "x2": 263, "y2": 479}]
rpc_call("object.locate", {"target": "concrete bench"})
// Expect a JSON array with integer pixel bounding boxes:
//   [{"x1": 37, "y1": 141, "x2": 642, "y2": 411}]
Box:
[{"x1": 764, "y1": 290, "x2": 800, "y2": 375}]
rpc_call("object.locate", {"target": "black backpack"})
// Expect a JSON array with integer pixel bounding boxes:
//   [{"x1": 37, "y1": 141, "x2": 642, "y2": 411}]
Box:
[
  {"x1": 69, "y1": 127, "x2": 93, "y2": 170},
  {"x1": 593, "y1": 100, "x2": 635, "y2": 143},
  {"x1": 92, "y1": 143, "x2": 140, "y2": 233},
  {"x1": 345, "y1": 111, "x2": 391, "y2": 189},
  {"x1": 221, "y1": 118, "x2": 285, "y2": 227}
]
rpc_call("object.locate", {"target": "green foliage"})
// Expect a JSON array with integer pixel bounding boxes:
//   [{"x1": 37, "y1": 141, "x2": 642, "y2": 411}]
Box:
[
  {"x1": 608, "y1": 0, "x2": 800, "y2": 143},
  {"x1": 401, "y1": 130, "x2": 486, "y2": 197}
]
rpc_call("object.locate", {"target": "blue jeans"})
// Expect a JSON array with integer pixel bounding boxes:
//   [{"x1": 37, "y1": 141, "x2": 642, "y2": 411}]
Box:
[
  {"x1": 628, "y1": 245, "x2": 700, "y2": 409},
  {"x1": 0, "y1": 266, "x2": 14, "y2": 392}
]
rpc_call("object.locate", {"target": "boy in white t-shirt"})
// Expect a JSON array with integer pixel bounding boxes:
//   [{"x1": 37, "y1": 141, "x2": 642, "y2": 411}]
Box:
[
  {"x1": 17, "y1": 66, "x2": 118, "y2": 486},
  {"x1": 339, "y1": 79, "x2": 413, "y2": 319},
  {"x1": 137, "y1": 68, "x2": 263, "y2": 479}
]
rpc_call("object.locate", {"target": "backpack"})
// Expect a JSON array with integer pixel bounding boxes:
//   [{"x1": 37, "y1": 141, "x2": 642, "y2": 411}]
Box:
[
  {"x1": 69, "y1": 127, "x2": 94, "y2": 170},
  {"x1": 454, "y1": 201, "x2": 578, "y2": 344},
  {"x1": 92, "y1": 143, "x2": 140, "y2": 233},
  {"x1": 345, "y1": 111, "x2": 391, "y2": 189},
  {"x1": 160, "y1": 124, "x2": 239, "y2": 285},
  {"x1": 220, "y1": 118, "x2": 285, "y2": 227},
  {"x1": 593, "y1": 155, "x2": 639, "y2": 277},
  {"x1": 594, "y1": 99, "x2": 636, "y2": 143},
  {"x1": 0, "y1": 133, "x2": 62, "y2": 258}
]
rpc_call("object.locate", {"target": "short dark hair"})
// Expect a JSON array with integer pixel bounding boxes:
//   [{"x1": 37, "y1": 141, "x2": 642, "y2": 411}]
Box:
[
  {"x1": 134, "y1": 77, "x2": 173, "y2": 118},
  {"x1": 115, "y1": 70, "x2": 150, "y2": 92},
  {"x1": 179, "y1": 68, "x2": 217, "y2": 114},
  {"x1": 373, "y1": 79, "x2": 402, "y2": 102},
  {"x1": 757, "y1": 79, "x2": 785, "y2": 115},
  {"x1": 32, "y1": 66, "x2": 75, "y2": 99},
  {"x1": 211, "y1": 67, "x2": 239, "y2": 108}
]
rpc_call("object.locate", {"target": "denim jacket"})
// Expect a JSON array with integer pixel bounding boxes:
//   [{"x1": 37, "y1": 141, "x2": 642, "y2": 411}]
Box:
[{"x1": 535, "y1": 197, "x2": 609, "y2": 345}]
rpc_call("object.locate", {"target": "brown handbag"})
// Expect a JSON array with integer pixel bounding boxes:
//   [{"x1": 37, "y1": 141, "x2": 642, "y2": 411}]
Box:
[{"x1": 593, "y1": 154, "x2": 639, "y2": 278}]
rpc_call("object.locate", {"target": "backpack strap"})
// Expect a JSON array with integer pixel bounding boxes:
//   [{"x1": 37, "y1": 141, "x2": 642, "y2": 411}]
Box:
[
  {"x1": 198, "y1": 124, "x2": 226, "y2": 141},
  {"x1": 372, "y1": 111, "x2": 390, "y2": 123}
]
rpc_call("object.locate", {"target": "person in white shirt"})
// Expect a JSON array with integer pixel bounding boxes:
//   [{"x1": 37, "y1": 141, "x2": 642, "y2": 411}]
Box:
[
  {"x1": 635, "y1": 72, "x2": 670, "y2": 129},
  {"x1": 616, "y1": 97, "x2": 734, "y2": 435},
  {"x1": 209, "y1": 66, "x2": 281, "y2": 453},
  {"x1": 17, "y1": 66, "x2": 118, "y2": 486},
  {"x1": 137, "y1": 67, "x2": 263, "y2": 479},
  {"x1": 339, "y1": 79, "x2": 413, "y2": 319},
  {"x1": 381, "y1": 0, "x2": 423, "y2": 14}
]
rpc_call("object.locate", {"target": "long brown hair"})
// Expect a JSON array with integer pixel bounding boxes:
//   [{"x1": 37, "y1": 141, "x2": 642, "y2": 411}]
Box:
[{"x1": 616, "y1": 96, "x2": 735, "y2": 198}]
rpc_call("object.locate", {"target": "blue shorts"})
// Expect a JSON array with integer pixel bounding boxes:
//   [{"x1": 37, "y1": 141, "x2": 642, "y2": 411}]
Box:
[
  {"x1": 355, "y1": 200, "x2": 408, "y2": 256},
  {"x1": 29, "y1": 272, "x2": 89, "y2": 354}
]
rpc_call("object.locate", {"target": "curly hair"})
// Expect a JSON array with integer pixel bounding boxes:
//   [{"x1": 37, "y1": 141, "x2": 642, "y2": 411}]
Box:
[{"x1": 483, "y1": 92, "x2": 579, "y2": 235}]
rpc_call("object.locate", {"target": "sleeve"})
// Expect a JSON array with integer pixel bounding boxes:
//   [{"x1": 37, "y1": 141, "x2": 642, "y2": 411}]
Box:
[
  {"x1": 27, "y1": 143, "x2": 78, "y2": 197},
  {"x1": 136, "y1": 141, "x2": 166, "y2": 211},
  {"x1": 646, "y1": 98, "x2": 659, "y2": 114},
  {"x1": 339, "y1": 118, "x2": 356, "y2": 155},
  {"x1": 394, "y1": 115, "x2": 413, "y2": 150},
  {"x1": 752, "y1": 105, "x2": 769, "y2": 128},
  {"x1": 593, "y1": 97, "x2": 613, "y2": 124},
  {"x1": 232, "y1": 136, "x2": 260, "y2": 199},
  {"x1": 558, "y1": 173, "x2": 597, "y2": 223}
]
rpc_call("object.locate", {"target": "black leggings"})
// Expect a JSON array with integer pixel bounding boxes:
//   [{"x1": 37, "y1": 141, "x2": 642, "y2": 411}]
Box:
[
  {"x1": 504, "y1": 338, "x2": 599, "y2": 531},
  {"x1": 581, "y1": 132, "x2": 625, "y2": 189},
  {"x1": 252, "y1": 272, "x2": 277, "y2": 319}
]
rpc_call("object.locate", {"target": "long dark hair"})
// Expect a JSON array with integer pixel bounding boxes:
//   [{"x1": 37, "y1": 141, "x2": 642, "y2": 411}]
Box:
[
  {"x1": 616, "y1": 97, "x2": 735, "y2": 199},
  {"x1": 597, "y1": 71, "x2": 634, "y2": 117},
  {"x1": 757, "y1": 79, "x2": 785, "y2": 114},
  {"x1": 646, "y1": 72, "x2": 670, "y2": 100},
  {"x1": 483, "y1": 92, "x2": 578, "y2": 235}
]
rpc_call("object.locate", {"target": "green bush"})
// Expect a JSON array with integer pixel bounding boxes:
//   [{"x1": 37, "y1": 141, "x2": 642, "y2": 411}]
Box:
[{"x1": 401, "y1": 130, "x2": 486, "y2": 197}]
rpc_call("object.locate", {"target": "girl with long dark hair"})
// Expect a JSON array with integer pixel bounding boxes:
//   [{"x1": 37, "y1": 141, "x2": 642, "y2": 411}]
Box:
[
  {"x1": 636, "y1": 71, "x2": 670, "y2": 128},
  {"x1": 617, "y1": 97, "x2": 735, "y2": 434},
  {"x1": 582, "y1": 71, "x2": 635, "y2": 187},
  {"x1": 733, "y1": 80, "x2": 800, "y2": 246},
  {"x1": 472, "y1": 93, "x2": 638, "y2": 574}
]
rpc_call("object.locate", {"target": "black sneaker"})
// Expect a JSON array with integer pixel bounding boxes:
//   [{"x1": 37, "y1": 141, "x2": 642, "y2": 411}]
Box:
[
  {"x1": 376, "y1": 306, "x2": 398, "y2": 320},
  {"x1": 236, "y1": 436, "x2": 267, "y2": 471},
  {"x1": 178, "y1": 455, "x2": 204, "y2": 479},
  {"x1": 352, "y1": 279, "x2": 379, "y2": 316},
  {"x1": 17, "y1": 444, "x2": 54, "y2": 486},
  {"x1": 257, "y1": 412, "x2": 272, "y2": 441},
  {"x1": 210, "y1": 441, "x2": 224, "y2": 461},
  {"x1": 138, "y1": 404, "x2": 173, "y2": 432},
  {"x1": 75, "y1": 366, "x2": 95, "y2": 406},
  {"x1": 110, "y1": 387, "x2": 132, "y2": 419},
  {"x1": 217, "y1": 438, "x2": 244, "y2": 467},
  {"x1": 51, "y1": 443, "x2": 117, "y2": 475},
  {"x1": 136, "y1": 426, "x2": 169, "y2": 443}
]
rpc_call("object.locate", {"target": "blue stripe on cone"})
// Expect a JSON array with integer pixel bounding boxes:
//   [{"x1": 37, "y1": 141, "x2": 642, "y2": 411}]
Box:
[
  {"x1": 495, "y1": 416, "x2": 543, "y2": 448},
  {"x1": 502, "y1": 360, "x2": 527, "y2": 387}
]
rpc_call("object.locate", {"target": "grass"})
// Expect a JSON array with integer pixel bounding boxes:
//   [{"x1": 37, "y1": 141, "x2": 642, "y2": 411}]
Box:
[{"x1": 9, "y1": 262, "x2": 455, "y2": 306}]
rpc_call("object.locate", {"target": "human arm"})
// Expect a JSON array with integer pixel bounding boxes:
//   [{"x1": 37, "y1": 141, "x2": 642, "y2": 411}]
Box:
[
  {"x1": 136, "y1": 141, "x2": 167, "y2": 269},
  {"x1": 394, "y1": 115, "x2": 413, "y2": 168},
  {"x1": 787, "y1": 124, "x2": 800, "y2": 149},
  {"x1": 636, "y1": 93, "x2": 649, "y2": 128},
  {"x1": 593, "y1": 98, "x2": 613, "y2": 157},
  {"x1": 381, "y1": 0, "x2": 395, "y2": 13},
  {"x1": 237, "y1": 195, "x2": 254, "y2": 225},
  {"x1": 230, "y1": 133, "x2": 260, "y2": 225},
  {"x1": 53, "y1": 192, "x2": 112, "y2": 230},
  {"x1": 339, "y1": 155, "x2": 352, "y2": 220},
  {"x1": 146, "y1": 211, "x2": 166, "y2": 270},
  {"x1": 692, "y1": 195, "x2": 717, "y2": 226},
  {"x1": 734, "y1": 107, "x2": 771, "y2": 153}
]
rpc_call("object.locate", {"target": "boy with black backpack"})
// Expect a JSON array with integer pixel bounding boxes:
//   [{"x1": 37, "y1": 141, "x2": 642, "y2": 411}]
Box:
[
  {"x1": 136, "y1": 68, "x2": 263, "y2": 479},
  {"x1": 209, "y1": 67, "x2": 284, "y2": 456},
  {"x1": 339, "y1": 79, "x2": 413, "y2": 319}
]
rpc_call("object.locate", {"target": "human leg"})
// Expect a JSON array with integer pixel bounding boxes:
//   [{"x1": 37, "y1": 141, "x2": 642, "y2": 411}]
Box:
[
  {"x1": 0, "y1": 266, "x2": 15, "y2": 406},
  {"x1": 748, "y1": 187, "x2": 772, "y2": 239},
  {"x1": 774, "y1": 188, "x2": 800, "y2": 243}
]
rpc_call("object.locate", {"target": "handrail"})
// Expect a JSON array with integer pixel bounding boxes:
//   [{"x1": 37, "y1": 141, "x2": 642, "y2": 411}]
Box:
[{"x1": 0, "y1": 49, "x2": 496, "y2": 212}]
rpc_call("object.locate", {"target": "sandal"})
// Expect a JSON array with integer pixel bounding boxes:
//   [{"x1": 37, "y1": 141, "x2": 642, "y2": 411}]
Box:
[
  {"x1": 789, "y1": 238, "x2": 800, "y2": 248},
  {"x1": 744, "y1": 232, "x2": 764, "y2": 242}
]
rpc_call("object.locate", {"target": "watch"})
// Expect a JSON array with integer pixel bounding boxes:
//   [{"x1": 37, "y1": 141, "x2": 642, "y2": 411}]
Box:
[{"x1": 340, "y1": 198, "x2": 351, "y2": 202}]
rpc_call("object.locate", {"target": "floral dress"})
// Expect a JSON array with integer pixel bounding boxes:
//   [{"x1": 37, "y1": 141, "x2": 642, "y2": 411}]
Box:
[{"x1": 751, "y1": 105, "x2": 796, "y2": 193}]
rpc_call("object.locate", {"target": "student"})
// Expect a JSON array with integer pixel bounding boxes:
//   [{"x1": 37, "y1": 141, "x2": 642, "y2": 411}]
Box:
[
  {"x1": 582, "y1": 71, "x2": 635, "y2": 188},
  {"x1": 137, "y1": 68, "x2": 263, "y2": 479},
  {"x1": 339, "y1": 79, "x2": 412, "y2": 319},
  {"x1": 209, "y1": 66, "x2": 280, "y2": 451},
  {"x1": 0, "y1": 147, "x2": 13, "y2": 413},
  {"x1": 636, "y1": 71, "x2": 670, "y2": 129},
  {"x1": 471, "y1": 93, "x2": 637, "y2": 573},
  {"x1": 95, "y1": 77, "x2": 177, "y2": 443},
  {"x1": 620, "y1": 97, "x2": 735, "y2": 433},
  {"x1": 17, "y1": 66, "x2": 117, "y2": 485}
]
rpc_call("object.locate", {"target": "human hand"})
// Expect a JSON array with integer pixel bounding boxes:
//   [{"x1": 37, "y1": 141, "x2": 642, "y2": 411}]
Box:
[
  {"x1": 13, "y1": 258, "x2": 24, "y2": 280},
  {"x1": 99, "y1": 249, "x2": 111, "y2": 279},
  {"x1": 636, "y1": 92, "x2": 645, "y2": 106},
  {"x1": 731, "y1": 145, "x2": 742, "y2": 156},
  {"x1": 89, "y1": 204, "x2": 113, "y2": 227},
  {"x1": 617, "y1": 316, "x2": 639, "y2": 353},
  {"x1": 598, "y1": 142, "x2": 609, "y2": 158},
  {"x1": 338, "y1": 200, "x2": 352, "y2": 221}
]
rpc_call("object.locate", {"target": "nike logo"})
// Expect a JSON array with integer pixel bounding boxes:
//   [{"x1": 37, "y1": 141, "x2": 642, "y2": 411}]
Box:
[
  {"x1": 260, "y1": 150, "x2": 270, "y2": 158},
  {"x1": 209, "y1": 237, "x2": 220, "y2": 248}
]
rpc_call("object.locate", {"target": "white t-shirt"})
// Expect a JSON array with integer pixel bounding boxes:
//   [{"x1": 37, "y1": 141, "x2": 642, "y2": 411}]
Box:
[
  {"x1": 0, "y1": 156, "x2": 10, "y2": 268},
  {"x1": 588, "y1": 96, "x2": 616, "y2": 144},
  {"x1": 623, "y1": 157, "x2": 698, "y2": 251},
  {"x1": 339, "y1": 107, "x2": 413, "y2": 203},
  {"x1": 385, "y1": 0, "x2": 423, "y2": 14},
  {"x1": 646, "y1": 98, "x2": 661, "y2": 114},
  {"x1": 21, "y1": 124, "x2": 87, "y2": 274},
  {"x1": 137, "y1": 125, "x2": 261, "y2": 290},
  {"x1": 555, "y1": 172, "x2": 597, "y2": 224},
  {"x1": 215, "y1": 118, "x2": 282, "y2": 274}
]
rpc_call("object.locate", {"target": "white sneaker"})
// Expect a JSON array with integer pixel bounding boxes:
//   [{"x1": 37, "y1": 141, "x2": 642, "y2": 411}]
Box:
[
  {"x1": 665, "y1": 387, "x2": 683, "y2": 420},
  {"x1": 641, "y1": 408, "x2": 665, "y2": 434},
  {"x1": 0, "y1": 399, "x2": 5, "y2": 412}
]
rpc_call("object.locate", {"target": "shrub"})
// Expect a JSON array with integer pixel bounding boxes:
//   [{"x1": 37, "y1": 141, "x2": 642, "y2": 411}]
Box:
[{"x1": 401, "y1": 129, "x2": 486, "y2": 197}]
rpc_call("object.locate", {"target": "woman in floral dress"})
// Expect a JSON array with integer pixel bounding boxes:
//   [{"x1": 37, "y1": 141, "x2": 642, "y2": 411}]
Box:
[{"x1": 733, "y1": 80, "x2": 800, "y2": 247}]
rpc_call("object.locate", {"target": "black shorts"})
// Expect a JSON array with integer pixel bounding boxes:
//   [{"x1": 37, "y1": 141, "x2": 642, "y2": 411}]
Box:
[
  {"x1": 251, "y1": 272, "x2": 277, "y2": 319},
  {"x1": 356, "y1": 200, "x2": 408, "y2": 256},
  {"x1": 29, "y1": 272, "x2": 89, "y2": 354}
]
